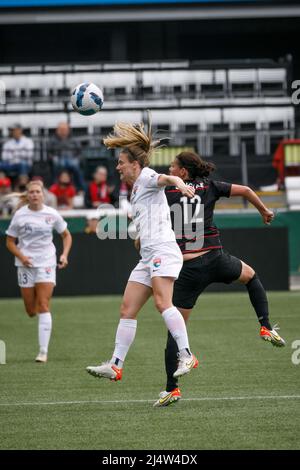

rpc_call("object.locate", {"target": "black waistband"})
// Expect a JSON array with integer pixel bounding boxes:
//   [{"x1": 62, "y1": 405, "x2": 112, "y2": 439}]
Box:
[{"x1": 183, "y1": 248, "x2": 223, "y2": 264}]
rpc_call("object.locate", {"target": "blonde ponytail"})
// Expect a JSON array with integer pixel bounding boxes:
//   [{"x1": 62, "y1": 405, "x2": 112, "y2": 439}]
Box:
[
  {"x1": 104, "y1": 112, "x2": 161, "y2": 168},
  {"x1": 5, "y1": 180, "x2": 44, "y2": 211}
]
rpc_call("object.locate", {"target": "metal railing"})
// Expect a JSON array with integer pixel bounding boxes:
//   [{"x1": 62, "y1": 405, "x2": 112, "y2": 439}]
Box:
[{"x1": 0, "y1": 128, "x2": 294, "y2": 163}]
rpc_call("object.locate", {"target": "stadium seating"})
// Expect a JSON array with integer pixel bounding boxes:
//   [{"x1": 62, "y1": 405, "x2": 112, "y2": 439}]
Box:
[
  {"x1": 285, "y1": 176, "x2": 300, "y2": 210},
  {"x1": 0, "y1": 58, "x2": 295, "y2": 190},
  {"x1": 0, "y1": 61, "x2": 289, "y2": 104}
]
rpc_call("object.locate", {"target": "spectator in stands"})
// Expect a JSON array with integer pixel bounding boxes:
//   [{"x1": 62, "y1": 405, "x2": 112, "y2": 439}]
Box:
[
  {"x1": 85, "y1": 216, "x2": 98, "y2": 234},
  {"x1": 49, "y1": 170, "x2": 76, "y2": 210},
  {"x1": 48, "y1": 122, "x2": 85, "y2": 192},
  {"x1": 85, "y1": 166, "x2": 114, "y2": 208},
  {"x1": 118, "y1": 180, "x2": 131, "y2": 210},
  {"x1": 0, "y1": 124, "x2": 34, "y2": 176},
  {"x1": 31, "y1": 176, "x2": 57, "y2": 208},
  {"x1": 0, "y1": 172, "x2": 11, "y2": 191},
  {"x1": 0, "y1": 171, "x2": 12, "y2": 215},
  {"x1": 13, "y1": 174, "x2": 30, "y2": 192}
]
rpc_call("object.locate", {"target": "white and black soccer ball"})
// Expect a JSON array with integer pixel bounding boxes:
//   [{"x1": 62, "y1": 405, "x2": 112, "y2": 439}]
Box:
[{"x1": 71, "y1": 82, "x2": 104, "y2": 116}]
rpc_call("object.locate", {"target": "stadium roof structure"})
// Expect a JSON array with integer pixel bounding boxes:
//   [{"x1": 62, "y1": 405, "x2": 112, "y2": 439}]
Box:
[{"x1": 0, "y1": 0, "x2": 300, "y2": 24}]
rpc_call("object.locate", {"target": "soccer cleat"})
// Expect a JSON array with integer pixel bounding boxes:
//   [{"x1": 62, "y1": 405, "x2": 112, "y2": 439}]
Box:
[
  {"x1": 153, "y1": 388, "x2": 182, "y2": 407},
  {"x1": 86, "y1": 362, "x2": 123, "y2": 381},
  {"x1": 173, "y1": 353, "x2": 198, "y2": 378},
  {"x1": 260, "y1": 324, "x2": 286, "y2": 347},
  {"x1": 35, "y1": 352, "x2": 47, "y2": 363}
]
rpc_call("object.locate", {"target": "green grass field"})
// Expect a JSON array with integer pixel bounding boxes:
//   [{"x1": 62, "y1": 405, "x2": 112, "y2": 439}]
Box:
[{"x1": 0, "y1": 292, "x2": 299, "y2": 450}]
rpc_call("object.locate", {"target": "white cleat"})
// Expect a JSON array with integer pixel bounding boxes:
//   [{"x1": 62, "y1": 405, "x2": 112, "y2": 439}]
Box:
[
  {"x1": 153, "y1": 388, "x2": 182, "y2": 407},
  {"x1": 173, "y1": 354, "x2": 198, "y2": 378},
  {"x1": 86, "y1": 362, "x2": 123, "y2": 381},
  {"x1": 35, "y1": 352, "x2": 47, "y2": 363}
]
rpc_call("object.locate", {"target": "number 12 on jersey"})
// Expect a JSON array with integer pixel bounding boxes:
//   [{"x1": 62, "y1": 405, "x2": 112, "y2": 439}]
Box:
[
  {"x1": 178, "y1": 195, "x2": 204, "y2": 251},
  {"x1": 180, "y1": 195, "x2": 203, "y2": 224}
]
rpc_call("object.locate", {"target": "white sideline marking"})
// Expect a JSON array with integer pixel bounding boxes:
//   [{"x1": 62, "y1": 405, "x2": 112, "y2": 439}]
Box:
[{"x1": 0, "y1": 395, "x2": 300, "y2": 407}]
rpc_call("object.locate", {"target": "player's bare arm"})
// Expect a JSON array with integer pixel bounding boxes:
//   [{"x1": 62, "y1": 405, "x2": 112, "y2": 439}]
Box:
[
  {"x1": 134, "y1": 237, "x2": 141, "y2": 252},
  {"x1": 230, "y1": 184, "x2": 274, "y2": 225},
  {"x1": 6, "y1": 236, "x2": 33, "y2": 267},
  {"x1": 58, "y1": 229, "x2": 72, "y2": 269},
  {"x1": 158, "y1": 174, "x2": 195, "y2": 197}
]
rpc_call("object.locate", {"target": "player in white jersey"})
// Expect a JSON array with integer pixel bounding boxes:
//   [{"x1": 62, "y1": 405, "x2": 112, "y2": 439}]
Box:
[
  {"x1": 6, "y1": 180, "x2": 72, "y2": 363},
  {"x1": 87, "y1": 115, "x2": 198, "y2": 383}
]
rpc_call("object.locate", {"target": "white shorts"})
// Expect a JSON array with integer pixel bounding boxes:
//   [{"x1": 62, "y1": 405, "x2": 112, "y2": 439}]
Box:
[
  {"x1": 17, "y1": 266, "x2": 56, "y2": 288},
  {"x1": 128, "y1": 242, "x2": 183, "y2": 288}
]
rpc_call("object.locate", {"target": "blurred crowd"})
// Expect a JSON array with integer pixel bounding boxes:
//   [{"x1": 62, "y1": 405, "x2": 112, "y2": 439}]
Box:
[{"x1": 0, "y1": 122, "x2": 130, "y2": 215}]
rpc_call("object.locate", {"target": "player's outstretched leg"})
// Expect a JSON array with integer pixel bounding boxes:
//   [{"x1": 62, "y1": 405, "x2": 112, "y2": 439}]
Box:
[
  {"x1": 87, "y1": 281, "x2": 151, "y2": 381},
  {"x1": 153, "y1": 331, "x2": 199, "y2": 407},
  {"x1": 246, "y1": 273, "x2": 286, "y2": 347},
  {"x1": 86, "y1": 318, "x2": 137, "y2": 381},
  {"x1": 160, "y1": 305, "x2": 198, "y2": 378},
  {"x1": 165, "y1": 331, "x2": 180, "y2": 389},
  {"x1": 240, "y1": 264, "x2": 286, "y2": 347},
  {"x1": 154, "y1": 331, "x2": 180, "y2": 407}
]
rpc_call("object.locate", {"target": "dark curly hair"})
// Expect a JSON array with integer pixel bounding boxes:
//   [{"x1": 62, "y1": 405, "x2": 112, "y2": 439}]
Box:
[{"x1": 175, "y1": 151, "x2": 216, "y2": 178}]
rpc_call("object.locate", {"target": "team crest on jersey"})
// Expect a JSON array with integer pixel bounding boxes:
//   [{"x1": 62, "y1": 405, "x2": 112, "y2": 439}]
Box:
[
  {"x1": 132, "y1": 185, "x2": 139, "y2": 195},
  {"x1": 45, "y1": 216, "x2": 54, "y2": 225},
  {"x1": 153, "y1": 258, "x2": 161, "y2": 268}
]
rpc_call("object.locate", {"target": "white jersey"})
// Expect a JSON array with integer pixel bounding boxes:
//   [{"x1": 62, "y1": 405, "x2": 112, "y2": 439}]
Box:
[
  {"x1": 6, "y1": 204, "x2": 67, "y2": 267},
  {"x1": 130, "y1": 167, "x2": 176, "y2": 252},
  {"x1": 2, "y1": 136, "x2": 34, "y2": 165}
]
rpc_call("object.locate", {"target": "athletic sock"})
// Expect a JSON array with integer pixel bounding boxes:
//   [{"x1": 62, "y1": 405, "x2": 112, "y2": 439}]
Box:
[
  {"x1": 111, "y1": 318, "x2": 137, "y2": 367},
  {"x1": 112, "y1": 357, "x2": 124, "y2": 368},
  {"x1": 162, "y1": 306, "x2": 191, "y2": 352},
  {"x1": 246, "y1": 274, "x2": 272, "y2": 330},
  {"x1": 165, "y1": 331, "x2": 179, "y2": 392},
  {"x1": 179, "y1": 347, "x2": 192, "y2": 358},
  {"x1": 38, "y1": 312, "x2": 52, "y2": 354}
]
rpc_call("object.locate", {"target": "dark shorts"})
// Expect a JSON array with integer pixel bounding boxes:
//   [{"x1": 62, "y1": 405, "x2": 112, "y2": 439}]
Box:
[{"x1": 173, "y1": 249, "x2": 242, "y2": 309}]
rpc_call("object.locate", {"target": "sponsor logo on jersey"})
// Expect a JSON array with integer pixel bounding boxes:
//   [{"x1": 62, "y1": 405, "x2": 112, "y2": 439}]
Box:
[
  {"x1": 45, "y1": 216, "x2": 54, "y2": 225},
  {"x1": 186, "y1": 182, "x2": 205, "y2": 189},
  {"x1": 24, "y1": 223, "x2": 33, "y2": 234},
  {"x1": 153, "y1": 257, "x2": 161, "y2": 268}
]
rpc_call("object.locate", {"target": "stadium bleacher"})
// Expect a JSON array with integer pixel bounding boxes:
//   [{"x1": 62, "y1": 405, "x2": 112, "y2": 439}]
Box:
[{"x1": 0, "y1": 57, "x2": 296, "y2": 197}]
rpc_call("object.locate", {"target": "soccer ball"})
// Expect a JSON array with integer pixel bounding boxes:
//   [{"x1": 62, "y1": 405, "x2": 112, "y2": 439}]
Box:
[{"x1": 71, "y1": 82, "x2": 104, "y2": 116}]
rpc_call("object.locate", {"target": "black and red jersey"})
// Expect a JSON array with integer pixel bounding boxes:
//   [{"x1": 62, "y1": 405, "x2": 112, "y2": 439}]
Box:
[{"x1": 165, "y1": 178, "x2": 231, "y2": 254}]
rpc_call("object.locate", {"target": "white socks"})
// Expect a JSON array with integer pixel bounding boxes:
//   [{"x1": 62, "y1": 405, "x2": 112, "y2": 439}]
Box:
[
  {"x1": 111, "y1": 318, "x2": 137, "y2": 367},
  {"x1": 38, "y1": 312, "x2": 52, "y2": 354},
  {"x1": 110, "y1": 310, "x2": 189, "y2": 368},
  {"x1": 162, "y1": 306, "x2": 191, "y2": 356}
]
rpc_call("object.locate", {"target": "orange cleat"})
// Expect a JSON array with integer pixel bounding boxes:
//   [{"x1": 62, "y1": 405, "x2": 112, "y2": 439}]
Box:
[
  {"x1": 193, "y1": 357, "x2": 199, "y2": 369},
  {"x1": 110, "y1": 365, "x2": 123, "y2": 381},
  {"x1": 260, "y1": 325, "x2": 286, "y2": 347}
]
